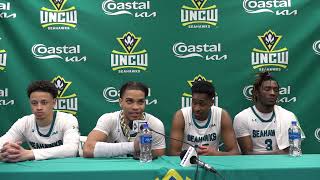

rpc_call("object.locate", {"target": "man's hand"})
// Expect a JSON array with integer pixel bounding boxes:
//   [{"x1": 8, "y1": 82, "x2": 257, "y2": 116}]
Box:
[
  {"x1": 0, "y1": 142, "x2": 34, "y2": 163},
  {"x1": 197, "y1": 145, "x2": 219, "y2": 156}
]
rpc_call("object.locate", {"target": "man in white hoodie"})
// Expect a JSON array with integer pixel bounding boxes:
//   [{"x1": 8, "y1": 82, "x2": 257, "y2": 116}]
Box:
[
  {"x1": 0, "y1": 80, "x2": 79, "y2": 162},
  {"x1": 233, "y1": 72, "x2": 304, "y2": 155}
]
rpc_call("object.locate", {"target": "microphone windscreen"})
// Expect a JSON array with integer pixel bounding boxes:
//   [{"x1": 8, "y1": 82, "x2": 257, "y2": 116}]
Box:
[
  {"x1": 190, "y1": 156, "x2": 197, "y2": 164},
  {"x1": 180, "y1": 150, "x2": 188, "y2": 160}
]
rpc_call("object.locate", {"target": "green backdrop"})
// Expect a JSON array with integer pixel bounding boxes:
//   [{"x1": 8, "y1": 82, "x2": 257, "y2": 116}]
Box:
[{"x1": 1, "y1": 0, "x2": 319, "y2": 153}]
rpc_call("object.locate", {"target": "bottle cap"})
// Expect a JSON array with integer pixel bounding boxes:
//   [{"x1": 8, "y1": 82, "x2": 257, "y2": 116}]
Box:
[{"x1": 291, "y1": 121, "x2": 297, "y2": 125}]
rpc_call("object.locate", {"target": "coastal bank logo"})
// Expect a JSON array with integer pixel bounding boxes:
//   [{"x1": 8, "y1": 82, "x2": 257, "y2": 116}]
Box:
[
  {"x1": 51, "y1": 76, "x2": 78, "y2": 115},
  {"x1": 32, "y1": 44, "x2": 86, "y2": 62},
  {"x1": 181, "y1": 74, "x2": 219, "y2": 108},
  {"x1": 0, "y1": 88, "x2": 14, "y2": 106},
  {"x1": 0, "y1": 2, "x2": 17, "y2": 19},
  {"x1": 313, "y1": 40, "x2": 320, "y2": 55},
  {"x1": 243, "y1": 0, "x2": 297, "y2": 16},
  {"x1": 103, "y1": 86, "x2": 157, "y2": 105},
  {"x1": 251, "y1": 30, "x2": 289, "y2": 72},
  {"x1": 315, "y1": 128, "x2": 320, "y2": 142},
  {"x1": 102, "y1": 0, "x2": 156, "y2": 18},
  {"x1": 172, "y1": 42, "x2": 227, "y2": 61},
  {"x1": 110, "y1": 32, "x2": 148, "y2": 73},
  {"x1": 243, "y1": 85, "x2": 296, "y2": 103},
  {"x1": 40, "y1": 0, "x2": 77, "y2": 30},
  {"x1": 181, "y1": 0, "x2": 218, "y2": 29}
]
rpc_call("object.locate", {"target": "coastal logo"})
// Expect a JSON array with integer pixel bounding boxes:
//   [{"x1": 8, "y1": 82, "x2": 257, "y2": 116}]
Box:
[
  {"x1": 102, "y1": 0, "x2": 156, "y2": 18},
  {"x1": 103, "y1": 86, "x2": 157, "y2": 105},
  {"x1": 181, "y1": 74, "x2": 218, "y2": 108},
  {"x1": 243, "y1": 84, "x2": 296, "y2": 103},
  {"x1": 32, "y1": 44, "x2": 86, "y2": 62},
  {"x1": 40, "y1": 0, "x2": 77, "y2": 30},
  {"x1": 312, "y1": 40, "x2": 320, "y2": 55},
  {"x1": 251, "y1": 30, "x2": 289, "y2": 72},
  {"x1": 110, "y1": 32, "x2": 148, "y2": 73},
  {"x1": 172, "y1": 42, "x2": 227, "y2": 61},
  {"x1": 0, "y1": 88, "x2": 14, "y2": 106},
  {"x1": 243, "y1": 0, "x2": 297, "y2": 16},
  {"x1": 0, "y1": 2, "x2": 17, "y2": 19},
  {"x1": 51, "y1": 76, "x2": 78, "y2": 115},
  {"x1": 181, "y1": 0, "x2": 218, "y2": 29},
  {"x1": 315, "y1": 128, "x2": 320, "y2": 142}
]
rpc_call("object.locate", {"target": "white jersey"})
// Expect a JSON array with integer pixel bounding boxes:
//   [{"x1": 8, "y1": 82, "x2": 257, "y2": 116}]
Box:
[
  {"x1": 0, "y1": 112, "x2": 79, "y2": 160},
  {"x1": 94, "y1": 111, "x2": 166, "y2": 150},
  {"x1": 233, "y1": 105, "x2": 303, "y2": 152},
  {"x1": 181, "y1": 106, "x2": 222, "y2": 151}
]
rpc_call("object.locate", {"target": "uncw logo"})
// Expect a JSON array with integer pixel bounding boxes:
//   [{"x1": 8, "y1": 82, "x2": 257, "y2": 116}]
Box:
[
  {"x1": 251, "y1": 30, "x2": 289, "y2": 72},
  {"x1": 181, "y1": 0, "x2": 218, "y2": 28},
  {"x1": 110, "y1": 32, "x2": 148, "y2": 73},
  {"x1": 0, "y1": 49, "x2": 7, "y2": 71},
  {"x1": 181, "y1": 74, "x2": 218, "y2": 108},
  {"x1": 40, "y1": 0, "x2": 77, "y2": 30},
  {"x1": 51, "y1": 76, "x2": 78, "y2": 115}
]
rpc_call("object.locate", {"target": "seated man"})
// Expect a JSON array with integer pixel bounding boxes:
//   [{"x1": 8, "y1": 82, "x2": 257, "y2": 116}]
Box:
[
  {"x1": 233, "y1": 72, "x2": 305, "y2": 155},
  {"x1": 169, "y1": 80, "x2": 239, "y2": 156},
  {"x1": 83, "y1": 82, "x2": 165, "y2": 158},
  {"x1": 0, "y1": 80, "x2": 79, "y2": 162}
]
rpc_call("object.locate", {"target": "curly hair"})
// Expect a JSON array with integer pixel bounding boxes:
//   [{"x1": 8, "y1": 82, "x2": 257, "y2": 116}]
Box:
[
  {"x1": 252, "y1": 72, "x2": 279, "y2": 102},
  {"x1": 27, "y1": 80, "x2": 58, "y2": 98},
  {"x1": 191, "y1": 80, "x2": 215, "y2": 99}
]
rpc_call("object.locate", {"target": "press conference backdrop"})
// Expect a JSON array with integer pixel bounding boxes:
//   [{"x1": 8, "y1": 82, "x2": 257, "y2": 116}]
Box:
[{"x1": 0, "y1": 0, "x2": 319, "y2": 153}]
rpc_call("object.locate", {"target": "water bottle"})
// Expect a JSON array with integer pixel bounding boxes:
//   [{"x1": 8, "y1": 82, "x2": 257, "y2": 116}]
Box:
[
  {"x1": 288, "y1": 121, "x2": 302, "y2": 157},
  {"x1": 139, "y1": 123, "x2": 152, "y2": 163}
]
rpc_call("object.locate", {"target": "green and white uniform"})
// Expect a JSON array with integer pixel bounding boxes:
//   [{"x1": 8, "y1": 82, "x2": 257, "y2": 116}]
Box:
[
  {"x1": 181, "y1": 106, "x2": 222, "y2": 151},
  {"x1": 0, "y1": 112, "x2": 79, "y2": 160}
]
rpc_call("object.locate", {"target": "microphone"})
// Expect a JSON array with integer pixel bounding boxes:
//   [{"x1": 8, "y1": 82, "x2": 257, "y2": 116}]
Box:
[
  {"x1": 148, "y1": 127, "x2": 197, "y2": 149},
  {"x1": 180, "y1": 150, "x2": 217, "y2": 174}
]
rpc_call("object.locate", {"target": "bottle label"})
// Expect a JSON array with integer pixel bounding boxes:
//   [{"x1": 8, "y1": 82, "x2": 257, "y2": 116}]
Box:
[
  {"x1": 140, "y1": 135, "x2": 152, "y2": 144},
  {"x1": 289, "y1": 132, "x2": 301, "y2": 140}
]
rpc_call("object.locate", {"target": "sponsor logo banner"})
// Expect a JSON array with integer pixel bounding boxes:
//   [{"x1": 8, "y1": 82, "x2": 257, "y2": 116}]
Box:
[
  {"x1": 0, "y1": 2, "x2": 17, "y2": 19},
  {"x1": 181, "y1": 0, "x2": 218, "y2": 29},
  {"x1": 51, "y1": 76, "x2": 78, "y2": 115},
  {"x1": 32, "y1": 44, "x2": 86, "y2": 62},
  {"x1": 251, "y1": 30, "x2": 289, "y2": 72},
  {"x1": 243, "y1": 0, "x2": 297, "y2": 16},
  {"x1": 110, "y1": 32, "x2": 148, "y2": 73},
  {"x1": 102, "y1": 0, "x2": 156, "y2": 18},
  {"x1": 40, "y1": 0, "x2": 78, "y2": 30},
  {"x1": 103, "y1": 86, "x2": 157, "y2": 105},
  {"x1": 313, "y1": 40, "x2": 320, "y2": 55},
  {"x1": 0, "y1": 88, "x2": 15, "y2": 106}
]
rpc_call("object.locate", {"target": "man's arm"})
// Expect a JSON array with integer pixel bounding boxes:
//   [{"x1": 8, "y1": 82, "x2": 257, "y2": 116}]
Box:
[
  {"x1": 169, "y1": 110, "x2": 185, "y2": 156},
  {"x1": 197, "y1": 110, "x2": 240, "y2": 156},
  {"x1": 83, "y1": 130, "x2": 108, "y2": 158},
  {"x1": 237, "y1": 136, "x2": 288, "y2": 155}
]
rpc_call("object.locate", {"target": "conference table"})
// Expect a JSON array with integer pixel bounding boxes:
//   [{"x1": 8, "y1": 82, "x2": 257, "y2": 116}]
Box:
[{"x1": 1, "y1": 154, "x2": 320, "y2": 180}]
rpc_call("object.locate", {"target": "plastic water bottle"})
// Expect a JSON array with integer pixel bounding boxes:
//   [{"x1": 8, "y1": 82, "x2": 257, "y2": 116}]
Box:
[
  {"x1": 139, "y1": 123, "x2": 152, "y2": 163},
  {"x1": 288, "y1": 121, "x2": 302, "y2": 157}
]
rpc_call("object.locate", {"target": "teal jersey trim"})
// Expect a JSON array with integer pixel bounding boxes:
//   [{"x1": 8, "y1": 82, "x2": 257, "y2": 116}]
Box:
[
  {"x1": 36, "y1": 111, "x2": 57, "y2": 137},
  {"x1": 192, "y1": 110, "x2": 212, "y2": 129},
  {"x1": 250, "y1": 106, "x2": 275, "y2": 123}
]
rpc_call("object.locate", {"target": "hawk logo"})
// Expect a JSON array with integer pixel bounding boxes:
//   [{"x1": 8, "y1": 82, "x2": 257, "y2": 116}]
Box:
[
  {"x1": 181, "y1": 0, "x2": 218, "y2": 29},
  {"x1": 40, "y1": 0, "x2": 77, "y2": 30},
  {"x1": 181, "y1": 74, "x2": 218, "y2": 108},
  {"x1": 0, "y1": 49, "x2": 7, "y2": 72},
  {"x1": 51, "y1": 76, "x2": 78, "y2": 115},
  {"x1": 243, "y1": 0, "x2": 297, "y2": 16},
  {"x1": 251, "y1": 30, "x2": 289, "y2": 72},
  {"x1": 0, "y1": 2, "x2": 17, "y2": 19},
  {"x1": 110, "y1": 32, "x2": 148, "y2": 73},
  {"x1": 102, "y1": 0, "x2": 156, "y2": 18}
]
